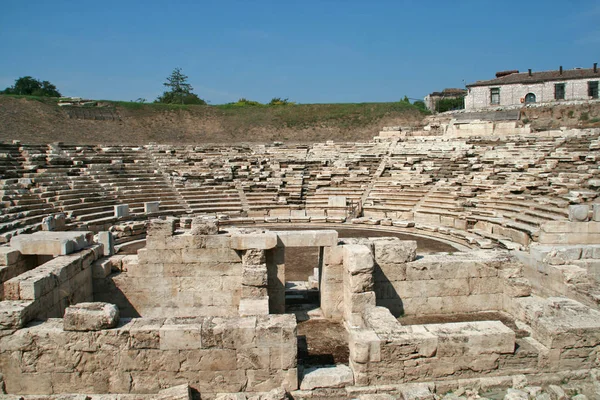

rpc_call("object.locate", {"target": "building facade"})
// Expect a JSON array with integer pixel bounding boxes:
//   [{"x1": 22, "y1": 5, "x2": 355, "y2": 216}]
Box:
[
  {"x1": 465, "y1": 64, "x2": 599, "y2": 111},
  {"x1": 424, "y1": 88, "x2": 467, "y2": 112}
]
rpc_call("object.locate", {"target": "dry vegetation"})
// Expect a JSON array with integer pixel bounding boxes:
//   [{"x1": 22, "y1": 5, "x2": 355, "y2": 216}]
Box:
[{"x1": 0, "y1": 96, "x2": 426, "y2": 145}]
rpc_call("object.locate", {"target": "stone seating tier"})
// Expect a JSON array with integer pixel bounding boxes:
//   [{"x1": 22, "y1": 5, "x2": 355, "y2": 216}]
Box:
[{"x1": 0, "y1": 132, "x2": 598, "y2": 245}]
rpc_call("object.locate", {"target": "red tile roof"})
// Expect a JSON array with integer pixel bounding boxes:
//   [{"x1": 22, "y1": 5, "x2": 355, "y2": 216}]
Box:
[{"x1": 467, "y1": 67, "x2": 599, "y2": 87}]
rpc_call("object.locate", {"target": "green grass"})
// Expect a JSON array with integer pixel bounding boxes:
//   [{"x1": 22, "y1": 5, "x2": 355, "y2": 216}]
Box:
[{"x1": 215, "y1": 101, "x2": 427, "y2": 130}]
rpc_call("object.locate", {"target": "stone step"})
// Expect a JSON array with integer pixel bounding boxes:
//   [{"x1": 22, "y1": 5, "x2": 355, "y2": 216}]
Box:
[{"x1": 75, "y1": 210, "x2": 116, "y2": 222}]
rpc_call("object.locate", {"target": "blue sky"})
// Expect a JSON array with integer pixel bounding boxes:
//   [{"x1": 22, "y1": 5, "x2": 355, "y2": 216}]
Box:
[{"x1": 1, "y1": 0, "x2": 599, "y2": 104}]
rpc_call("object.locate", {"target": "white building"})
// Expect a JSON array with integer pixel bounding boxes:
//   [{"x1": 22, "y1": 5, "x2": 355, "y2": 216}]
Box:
[{"x1": 464, "y1": 64, "x2": 599, "y2": 111}]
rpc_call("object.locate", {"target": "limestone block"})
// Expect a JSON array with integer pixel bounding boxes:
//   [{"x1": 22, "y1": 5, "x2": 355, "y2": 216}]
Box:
[
  {"x1": 343, "y1": 244, "x2": 375, "y2": 275},
  {"x1": 400, "y1": 384, "x2": 435, "y2": 400},
  {"x1": 382, "y1": 326, "x2": 438, "y2": 359},
  {"x1": 323, "y1": 245, "x2": 344, "y2": 265},
  {"x1": 349, "y1": 328, "x2": 381, "y2": 364},
  {"x1": 347, "y1": 270, "x2": 373, "y2": 293},
  {"x1": 546, "y1": 385, "x2": 567, "y2": 400},
  {"x1": 239, "y1": 297, "x2": 270, "y2": 316},
  {"x1": 372, "y1": 238, "x2": 417, "y2": 264},
  {"x1": 180, "y1": 248, "x2": 241, "y2": 264},
  {"x1": 242, "y1": 285, "x2": 268, "y2": 298},
  {"x1": 157, "y1": 384, "x2": 192, "y2": 400},
  {"x1": 147, "y1": 219, "x2": 175, "y2": 238},
  {"x1": 347, "y1": 291, "x2": 376, "y2": 314},
  {"x1": 10, "y1": 231, "x2": 92, "y2": 256},
  {"x1": 425, "y1": 321, "x2": 515, "y2": 356},
  {"x1": 91, "y1": 259, "x2": 112, "y2": 279},
  {"x1": 504, "y1": 277, "x2": 532, "y2": 297},
  {"x1": 144, "y1": 201, "x2": 160, "y2": 214},
  {"x1": 568, "y1": 205, "x2": 590, "y2": 222},
  {"x1": 41, "y1": 215, "x2": 56, "y2": 231},
  {"x1": 97, "y1": 231, "x2": 115, "y2": 257},
  {"x1": 231, "y1": 232, "x2": 277, "y2": 250},
  {"x1": 328, "y1": 196, "x2": 347, "y2": 207},
  {"x1": 392, "y1": 220, "x2": 415, "y2": 228},
  {"x1": 191, "y1": 217, "x2": 219, "y2": 235},
  {"x1": 454, "y1": 219, "x2": 468, "y2": 230},
  {"x1": 503, "y1": 389, "x2": 528, "y2": 400},
  {"x1": 0, "y1": 300, "x2": 37, "y2": 329},
  {"x1": 242, "y1": 265, "x2": 268, "y2": 287},
  {"x1": 63, "y1": 302, "x2": 119, "y2": 331},
  {"x1": 300, "y1": 364, "x2": 353, "y2": 390},
  {"x1": 577, "y1": 203, "x2": 596, "y2": 223},
  {"x1": 114, "y1": 204, "x2": 130, "y2": 218},
  {"x1": 275, "y1": 230, "x2": 338, "y2": 247},
  {"x1": 159, "y1": 323, "x2": 202, "y2": 350},
  {"x1": 0, "y1": 247, "x2": 20, "y2": 266},
  {"x1": 243, "y1": 249, "x2": 266, "y2": 265}
]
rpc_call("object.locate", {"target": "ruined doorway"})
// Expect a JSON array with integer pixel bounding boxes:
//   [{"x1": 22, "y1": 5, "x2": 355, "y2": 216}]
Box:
[{"x1": 284, "y1": 246, "x2": 321, "y2": 318}]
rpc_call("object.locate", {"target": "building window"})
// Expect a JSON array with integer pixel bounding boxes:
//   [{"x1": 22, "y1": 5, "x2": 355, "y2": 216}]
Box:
[
  {"x1": 555, "y1": 83, "x2": 565, "y2": 100},
  {"x1": 525, "y1": 93, "x2": 536, "y2": 103},
  {"x1": 589, "y1": 81, "x2": 599, "y2": 99},
  {"x1": 490, "y1": 88, "x2": 500, "y2": 105}
]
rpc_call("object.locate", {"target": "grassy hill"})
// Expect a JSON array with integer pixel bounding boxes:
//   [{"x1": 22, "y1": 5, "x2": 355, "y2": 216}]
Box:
[{"x1": 0, "y1": 95, "x2": 427, "y2": 145}]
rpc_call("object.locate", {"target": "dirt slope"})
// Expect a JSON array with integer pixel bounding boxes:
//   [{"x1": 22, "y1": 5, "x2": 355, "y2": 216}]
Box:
[{"x1": 0, "y1": 97, "x2": 425, "y2": 145}]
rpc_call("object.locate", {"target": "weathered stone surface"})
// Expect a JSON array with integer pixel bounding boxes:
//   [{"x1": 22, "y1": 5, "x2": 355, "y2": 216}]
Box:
[
  {"x1": 504, "y1": 388, "x2": 528, "y2": 400},
  {"x1": 242, "y1": 265, "x2": 268, "y2": 287},
  {"x1": 275, "y1": 230, "x2": 338, "y2": 247},
  {"x1": 300, "y1": 364, "x2": 353, "y2": 390},
  {"x1": 97, "y1": 231, "x2": 114, "y2": 257},
  {"x1": 157, "y1": 384, "x2": 192, "y2": 400},
  {"x1": 147, "y1": 218, "x2": 175, "y2": 238},
  {"x1": 114, "y1": 204, "x2": 130, "y2": 218},
  {"x1": 63, "y1": 302, "x2": 119, "y2": 331},
  {"x1": 231, "y1": 233, "x2": 277, "y2": 250},
  {"x1": 399, "y1": 383, "x2": 435, "y2": 400},
  {"x1": 593, "y1": 204, "x2": 600, "y2": 222},
  {"x1": 10, "y1": 231, "x2": 92, "y2": 256},
  {"x1": 0, "y1": 247, "x2": 21, "y2": 266},
  {"x1": 425, "y1": 321, "x2": 515, "y2": 355},
  {"x1": 372, "y1": 238, "x2": 417, "y2": 264},
  {"x1": 568, "y1": 204, "x2": 589, "y2": 222},
  {"x1": 343, "y1": 244, "x2": 375, "y2": 275},
  {"x1": 191, "y1": 217, "x2": 219, "y2": 235},
  {"x1": 159, "y1": 322, "x2": 202, "y2": 350},
  {"x1": 144, "y1": 201, "x2": 161, "y2": 214},
  {"x1": 239, "y1": 298, "x2": 269, "y2": 316},
  {"x1": 243, "y1": 249, "x2": 266, "y2": 265}
]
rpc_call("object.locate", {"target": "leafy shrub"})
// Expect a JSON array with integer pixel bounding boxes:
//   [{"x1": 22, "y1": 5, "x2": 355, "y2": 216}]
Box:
[
  {"x1": 228, "y1": 98, "x2": 263, "y2": 107},
  {"x1": 269, "y1": 97, "x2": 295, "y2": 106}
]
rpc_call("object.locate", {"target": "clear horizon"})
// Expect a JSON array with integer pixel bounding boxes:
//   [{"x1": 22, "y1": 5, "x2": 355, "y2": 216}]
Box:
[{"x1": 1, "y1": 0, "x2": 599, "y2": 104}]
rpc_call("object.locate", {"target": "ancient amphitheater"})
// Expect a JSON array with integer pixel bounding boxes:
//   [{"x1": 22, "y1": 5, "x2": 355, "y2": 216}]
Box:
[{"x1": 1, "y1": 120, "x2": 600, "y2": 399}]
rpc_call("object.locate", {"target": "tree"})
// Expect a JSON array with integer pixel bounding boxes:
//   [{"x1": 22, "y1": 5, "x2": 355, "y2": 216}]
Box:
[
  {"x1": 412, "y1": 100, "x2": 427, "y2": 112},
  {"x1": 2, "y1": 76, "x2": 61, "y2": 97},
  {"x1": 155, "y1": 68, "x2": 206, "y2": 105},
  {"x1": 437, "y1": 97, "x2": 465, "y2": 113}
]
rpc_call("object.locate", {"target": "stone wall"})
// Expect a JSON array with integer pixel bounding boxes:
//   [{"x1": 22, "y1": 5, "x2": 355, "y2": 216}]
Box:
[
  {"x1": 94, "y1": 219, "x2": 244, "y2": 318},
  {"x1": 0, "y1": 314, "x2": 298, "y2": 395},
  {"x1": 373, "y1": 243, "x2": 511, "y2": 316},
  {"x1": 0, "y1": 247, "x2": 39, "y2": 300},
  {"x1": 465, "y1": 78, "x2": 600, "y2": 110},
  {"x1": 349, "y1": 307, "x2": 517, "y2": 386},
  {"x1": 1, "y1": 244, "x2": 101, "y2": 328},
  {"x1": 539, "y1": 221, "x2": 600, "y2": 245},
  {"x1": 337, "y1": 235, "x2": 600, "y2": 387}
]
